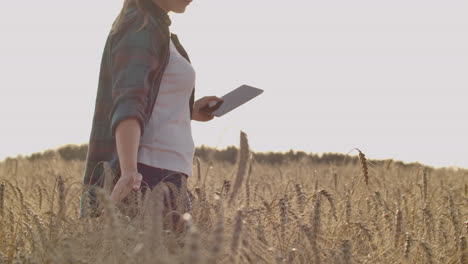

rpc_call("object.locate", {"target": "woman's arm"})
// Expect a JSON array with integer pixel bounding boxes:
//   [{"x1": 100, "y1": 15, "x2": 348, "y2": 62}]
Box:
[
  {"x1": 107, "y1": 19, "x2": 159, "y2": 203},
  {"x1": 109, "y1": 118, "x2": 142, "y2": 203}
]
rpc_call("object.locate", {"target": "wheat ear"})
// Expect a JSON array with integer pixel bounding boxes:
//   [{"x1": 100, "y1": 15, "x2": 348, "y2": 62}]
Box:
[
  {"x1": 294, "y1": 183, "x2": 306, "y2": 213},
  {"x1": 228, "y1": 131, "x2": 249, "y2": 205},
  {"x1": 0, "y1": 182, "x2": 4, "y2": 217},
  {"x1": 394, "y1": 209, "x2": 403, "y2": 248},
  {"x1": 404, "y1": 232, "x2": 411, "y2": 259},
  {"x1": 319, "y1": 190, "x2": 337, "y2": 221},
  {"x1": 356, "y1": 149, "x2": 369, "y2": 185},
  {"x1": 279, "y1": 195, "x2": 288, "y2": 246}
]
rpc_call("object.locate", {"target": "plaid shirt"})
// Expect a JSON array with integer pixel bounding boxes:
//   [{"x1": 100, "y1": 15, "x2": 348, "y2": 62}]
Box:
[{"x1": 80, "y1": 3, "x2": 194, "y2": 216}]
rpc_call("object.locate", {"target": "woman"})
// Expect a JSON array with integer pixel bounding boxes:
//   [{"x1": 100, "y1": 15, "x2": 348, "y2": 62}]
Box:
[{"x1": 80, "y1": 0, "x2": 222, "y2": 217}]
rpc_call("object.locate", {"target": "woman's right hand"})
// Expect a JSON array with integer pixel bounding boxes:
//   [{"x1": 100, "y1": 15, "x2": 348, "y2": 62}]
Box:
[
  {"x1": 130, "y1": 171, "x2": 143, "y2": 191},
  {"x1": 110, "y1": 170, "x2": 143, "y2": 203}
]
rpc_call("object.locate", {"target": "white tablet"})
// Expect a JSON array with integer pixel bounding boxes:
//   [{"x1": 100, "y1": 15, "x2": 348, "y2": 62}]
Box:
[{"x1": 204, "y1": 85, "x2": 264, "y2": 117}]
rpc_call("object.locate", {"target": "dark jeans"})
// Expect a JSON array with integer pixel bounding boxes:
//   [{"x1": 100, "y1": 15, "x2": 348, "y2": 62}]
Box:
[
  {"x1": 124, "y1": 163, "x2": 192, "y2": 214},
  {"x1": 137, "y1": 162, "x2": 187, "y2": 192},
  {"x1": 81, "y1": 162, "x2": 192, "y2": 218}
]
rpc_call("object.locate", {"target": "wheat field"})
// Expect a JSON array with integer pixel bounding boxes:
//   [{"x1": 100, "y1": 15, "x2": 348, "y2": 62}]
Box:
[{"x1": 0, "y1": 133, "x2": 467, "y2": 263}]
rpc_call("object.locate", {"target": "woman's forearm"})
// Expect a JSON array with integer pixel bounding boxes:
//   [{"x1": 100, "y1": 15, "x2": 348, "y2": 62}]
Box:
[
  {"x1": 115, "y1": 118, "x2": 141, "y2": 173},
  {"x1": 110, "y1": 118, "x2": 142, "y2": 203}
]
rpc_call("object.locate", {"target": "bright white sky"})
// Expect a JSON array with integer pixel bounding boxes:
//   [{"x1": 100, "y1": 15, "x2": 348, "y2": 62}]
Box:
[{"x1": 1, "y1": 0, "x2": 467, "y2": 168}]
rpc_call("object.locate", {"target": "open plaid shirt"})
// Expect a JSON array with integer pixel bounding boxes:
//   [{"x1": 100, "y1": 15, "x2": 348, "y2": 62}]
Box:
[{"x1": 80, "y1": 2, "x2": 195, "y2": 216}]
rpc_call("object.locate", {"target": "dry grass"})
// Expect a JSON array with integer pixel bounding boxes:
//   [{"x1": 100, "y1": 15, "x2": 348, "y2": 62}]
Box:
[{"x1": 0, "y1": 134, "x2": 467, "y2": 263}]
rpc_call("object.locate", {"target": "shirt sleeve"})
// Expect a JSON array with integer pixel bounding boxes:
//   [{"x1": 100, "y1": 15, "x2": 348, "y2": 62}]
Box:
[{"x1": 109, "y1": 25, "x2": 160, "y2": 137}]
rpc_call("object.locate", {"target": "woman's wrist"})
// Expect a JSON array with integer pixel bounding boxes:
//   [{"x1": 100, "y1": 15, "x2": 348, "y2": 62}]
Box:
[{"x1": 121, "y1": 167, "x2": 138, "y2": 175}]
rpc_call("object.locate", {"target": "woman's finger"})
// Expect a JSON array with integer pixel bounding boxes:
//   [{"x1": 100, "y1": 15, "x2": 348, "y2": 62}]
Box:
[
  {"x1": 203, "y1": 96, "x2": 223, "y2": 102},
  {"x1": 212, "y1": 96, "x2": 224, "y2": 102},
  {"x1": 132, "y1": 173, "x2": 143, "y2": 191}
]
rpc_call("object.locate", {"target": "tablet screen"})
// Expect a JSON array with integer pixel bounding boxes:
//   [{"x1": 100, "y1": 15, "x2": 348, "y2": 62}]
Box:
[{"x1": 212, "y1": 85, "x2": 263, "y2": 117}]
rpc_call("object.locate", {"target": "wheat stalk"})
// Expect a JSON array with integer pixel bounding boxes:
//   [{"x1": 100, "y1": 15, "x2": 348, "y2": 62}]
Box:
[
  {"x1": 319, "y1": 190, "x2": 337, "y2": 221},
  {"x1": 394, "y1": 209, "x2": 403, "y2": 248},
  {"x1": 229, "y1": 209, "x2": 244, "y2": 263},
  {"x1": 15, "y1": 186, "x2": 24, "y2": 211},
  {"x1": 345, "y1": 193, "x2": 352, "y2": 224},
  {"x1": 149, "y1": 185, "x2": 165, "y2": 250},
  {"x1": 228, "y1": 131, "x2": 250, "y2": 205},
  {"x1": 310, "y1": 192, "x2": 322, "y2": 264},
  {"x1": 354, "y1": 222, "x2": 375, "y2": 250},
  {"x1": 333, "y1": 172, "x2": 338, "y2": 191},
  {"x1": 287, "y1": 248, "x2": 297, "y2": 263},
  {"x1": 342, "y1": 240, "x2": 351, "y2": 264},
  {"x1": 57, "y1": 176, "x2": 65, "y2": 217},
  {"x1": 447, "y1": 194, "x2": 461, "y2": 240},
  {"x1": 31, "y1": 211, "x2": 48, "y2": 253},
  {"x1": 422, "y1": 168, "x2": 428, "y2": 202},
  {"x1": 279, "y1": 195, "x2": 288, "y2": 246},
  {"x1": 245, "y1": 156, "x2": 253, "y2": 208},
  {"x1": 102, "y1": 161, "x2": 116, "y2": 195},
  {"x1": 184, "y1": 213, "x2": 201, "y2": 264},
  {"x1": 222, "y1": 180, "x2": 231, "y2": 197},
  {"x1": 355, "y1": 149, "x2": 369, "y2": 185},
  {"x1": 419, "y1": 240, "x2": 434, "y2": 264},
  {"x1": 0, "y1": 181, "x2": 4, "y2": 217},
  {"x1": 96, "y1": 189, "x2": 121, "y2": 263},
  {"x1": 438, "y1": 218, "x2": 448, "y2": 246},
  {"x1": 36, "y1": 186, "x2": 43, "y2": 211},
  {"x1": 460, "y1": 236, "x2": 467, "y2": 264},
  {"x1": 196, "y1": 156, "x2": 202, "y2": 182},
  {"x1": 422, "y1": 203, "x2": 435, "y2": 241},
  {"x1": 404, "y1": 232, "x2": 411, "y2": 259},
  {"x1": 294, "y1": 183, "x2": 306, "y2": 213},
  {"x1": 208, "y1": 195, "x2": 224, "y2": 264},
  {"x1": 256, "y1": 219, "x2": 268, "y2": 246}
]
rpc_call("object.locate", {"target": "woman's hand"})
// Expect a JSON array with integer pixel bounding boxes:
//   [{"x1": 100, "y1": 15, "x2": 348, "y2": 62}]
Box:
[
  {"x1": 192, "y1": 96, "x2": 224, "y2": 122},
  {"x1": 109, "y1": 170, "x2": 142, "y2": 203}
]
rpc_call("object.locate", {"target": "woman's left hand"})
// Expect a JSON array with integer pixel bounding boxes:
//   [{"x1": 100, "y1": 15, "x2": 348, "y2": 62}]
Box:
[{"x1": 192, "y1": 96, "x2": 224, "y2": 122}]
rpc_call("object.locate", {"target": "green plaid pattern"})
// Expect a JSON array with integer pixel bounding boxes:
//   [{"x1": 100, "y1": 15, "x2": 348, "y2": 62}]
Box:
[{"x1": 80, "y1": 3, "x2": 195, "y2": 217}]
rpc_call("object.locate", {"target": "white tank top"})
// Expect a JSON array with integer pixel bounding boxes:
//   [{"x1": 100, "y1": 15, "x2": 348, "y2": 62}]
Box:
[{"x1": 137, "y1": 38, "x2": 195, "y2": 176}]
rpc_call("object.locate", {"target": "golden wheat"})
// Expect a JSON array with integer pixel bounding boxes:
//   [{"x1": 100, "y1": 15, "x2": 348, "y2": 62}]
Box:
[{"x1": 0, "y1": 133, "x2": 466, "y2": 263}]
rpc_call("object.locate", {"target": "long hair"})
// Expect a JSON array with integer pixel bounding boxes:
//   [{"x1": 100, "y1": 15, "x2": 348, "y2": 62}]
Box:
[{"x1": 110, "y1": 0, "x2": 154, "y2": 35}]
